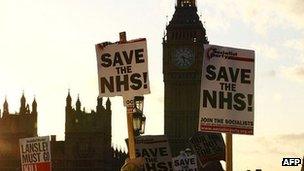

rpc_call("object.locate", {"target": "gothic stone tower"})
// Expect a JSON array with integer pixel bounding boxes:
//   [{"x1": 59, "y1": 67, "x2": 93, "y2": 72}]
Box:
[
  {"x1": 163, "y1": 0, "x2": 209, "y2": 156},
  {"x1": 0, "y1": 94, "x2": 37, "y2": 171},
  {"x1": 64, "y1": 92, "x2": 113, "y2": 171}
]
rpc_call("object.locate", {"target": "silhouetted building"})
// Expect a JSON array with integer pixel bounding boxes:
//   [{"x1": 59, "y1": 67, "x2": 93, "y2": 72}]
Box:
[
  {"x1": 58, "y1": 92, "x2": 126, "y2": 170},
  {"x1": 163, "y1": 0, "x2": 209, "y2": 156},
  {"x1": 0, "y1": 93, "x2": 126, "y2": 171},
  {"x1": 0, "y1": 94, "x2": 37, "y2": 171}
]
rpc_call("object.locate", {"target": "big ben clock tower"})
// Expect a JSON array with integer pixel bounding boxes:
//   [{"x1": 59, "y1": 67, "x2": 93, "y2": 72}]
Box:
[{"x1": 163, "y1": 0, "x2": 209, "y2": 156}]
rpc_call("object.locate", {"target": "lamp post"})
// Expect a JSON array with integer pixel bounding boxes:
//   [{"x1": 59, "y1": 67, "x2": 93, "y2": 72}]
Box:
[{"x1": 133, "y1": 96, "x2": 146, "y2": 137}]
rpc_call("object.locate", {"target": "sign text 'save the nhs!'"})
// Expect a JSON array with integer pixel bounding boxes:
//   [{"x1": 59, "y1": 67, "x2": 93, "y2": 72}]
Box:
[{"x1": 96, "y1": 39, "x2": 150, "y2": 97}]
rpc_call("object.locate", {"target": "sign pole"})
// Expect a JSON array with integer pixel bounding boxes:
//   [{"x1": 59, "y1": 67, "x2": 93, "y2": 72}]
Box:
[
  {"x1": 126, "y1": 102, "x2": 136, "y2": 159},
  {"x1": 119, "y1": 31, "x2": 136, "y2": 159},
  {"x1": 226, "y1": 133, "x2": 233, "y2": 171},
  {"x1": 96, "y1": 31, "x2": 150, "y2": 160}
]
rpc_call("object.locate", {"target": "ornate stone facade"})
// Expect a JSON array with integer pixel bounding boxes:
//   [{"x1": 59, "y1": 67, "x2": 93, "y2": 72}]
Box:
[
  {"x1": 0, "y1": 94, "x2": 37, "y2": 171},
  {"x1": 0, "y1": 93, "x2": 126, "y2": 171}
]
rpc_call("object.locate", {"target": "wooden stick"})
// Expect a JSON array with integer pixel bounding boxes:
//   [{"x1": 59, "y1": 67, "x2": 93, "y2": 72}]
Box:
[
  {"x1": 120, "y1": 32, "x2": 127, "y2": 43},
  {"x1": 226, "y1": 133, "x2": 233, "y2": 171},
  {"x1": 126, "y1": 104, "x2": 136, "y2": 159},
  {"x1": 119, "y1": 32, "x2": 137, "y2": 159}
]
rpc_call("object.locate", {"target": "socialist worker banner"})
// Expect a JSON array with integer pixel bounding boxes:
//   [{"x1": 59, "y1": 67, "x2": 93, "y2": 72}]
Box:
[
  {"x1": 19, "y1": 136, "x2": 52, "y2": 171},
  {"x1": 199, "y1": 44, "x2": 255, "y2": 135}
]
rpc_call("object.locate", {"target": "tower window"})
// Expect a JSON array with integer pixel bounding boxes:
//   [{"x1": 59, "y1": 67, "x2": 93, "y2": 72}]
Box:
[{"x1": 181, "y1": 0, "x2": 194, "y2": 7}]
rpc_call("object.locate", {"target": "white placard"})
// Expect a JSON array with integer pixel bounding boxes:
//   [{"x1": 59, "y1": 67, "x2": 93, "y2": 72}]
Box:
[
  {"x1": 19, "y1": 136, "x2": 52, "y2": 171},
  {"x1": 199, "y1": 44, "x2": 255, "y2": 135},
  {"x1": 172, "y1": 154, "x2": 198, "y2": 171},
  {"x1": 135, "y1": 135, "x2": 172, "y2": 171},
  {"x1": 96, "y1": 39, "x2": 150, "y2": 97}
]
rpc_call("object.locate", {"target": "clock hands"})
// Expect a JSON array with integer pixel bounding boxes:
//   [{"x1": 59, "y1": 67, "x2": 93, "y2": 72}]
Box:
[{"x1": 173, "y1": 48, "x2": 194, "y2": 68}]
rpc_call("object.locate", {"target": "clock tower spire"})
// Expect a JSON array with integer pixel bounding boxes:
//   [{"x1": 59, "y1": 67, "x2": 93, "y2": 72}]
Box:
[
  {"x1": 177, "y1": 0, "x2": 196, "y2": 8},
  {"x1": 163, "y1": 0, "x2": 208, "y2": 155}
]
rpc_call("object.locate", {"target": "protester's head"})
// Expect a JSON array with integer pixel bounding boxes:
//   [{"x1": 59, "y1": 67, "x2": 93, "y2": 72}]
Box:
[{"x1": 202, "y1": 161, "x2": 224, "y2": 171}]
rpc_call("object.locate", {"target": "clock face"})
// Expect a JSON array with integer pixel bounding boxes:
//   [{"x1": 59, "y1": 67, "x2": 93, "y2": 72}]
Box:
[{"x1": 173, "y1": 48, "x2": 195, "y2": 69}]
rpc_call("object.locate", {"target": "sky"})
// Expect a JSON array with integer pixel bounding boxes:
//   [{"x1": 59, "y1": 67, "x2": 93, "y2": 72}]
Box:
[{"x1": 0, "y1": 0, "x2": 304, "y2": 170}]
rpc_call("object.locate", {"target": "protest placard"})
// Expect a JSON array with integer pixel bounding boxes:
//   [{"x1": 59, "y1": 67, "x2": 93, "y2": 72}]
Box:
[
  {"x1": 172, "y1": 153, "x2": 198, "y2": 171},
  {"x1": 96, "y1": 39, "x2": 150, "y2": 97},
  {"x1": 199, "y1": 44, "x2": 255, "y2": 135},
  {"x1": 189, "y1": 132, "x2": 225, "y2": 166},
  {"x1": 19, "y1": 136, "x2": 52, "y2": 171},
  {"x1": 135, "y1": 135, "x2": 173, "y2": 171}
]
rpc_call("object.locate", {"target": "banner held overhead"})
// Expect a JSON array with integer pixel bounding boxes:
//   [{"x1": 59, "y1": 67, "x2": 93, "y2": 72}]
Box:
[
  {"x1": 199, "y1": 44, "x2": 255, "y2": 135},
  {"x1": 96, "y1": 34, "x2": 150, "y2": 159},
  {"x1": 96, "y1": 38, "x2": 150, "y2": 97}
]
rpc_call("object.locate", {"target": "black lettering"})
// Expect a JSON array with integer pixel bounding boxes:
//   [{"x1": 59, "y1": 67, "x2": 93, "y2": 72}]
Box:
[
  {"x1": 116, "y1": 75, "x2": 129, "y2": 92},
  {"x1": 130, "y1": 73, "x2": 142, "y2": 90},
  {"x1": 206, "y1": 65, "x2": 216, "y2": 80},
  {"x1": 219, "y1": 91, "x2": 232, "y2": 109},
  {"x1": 22, "y1": 154, "x2": 28, "y2": 163},
  {"x1": 101, "y1": 53, "x2": 112, "y2": 67},
  {"x1": 148, "y1": 148, "x2": 157, "y2": 157},
  {"x1": 159, "y1": 147, "x2": 168, "y2": 156},
  {"x1": 135, "y1": 49, "x2": 145, "y2": 63},
  {"x1": 113, "y1": 52, "x2": 124, "y2": 66},
  {"x1": 217, "y1": 67, "x2": 229, "y2": 82},
  {"x1": 203, "y1": 90, "x2": 217, "y2": 108},
  {"x1": 233, "y1": 93, "x2": 246, "y2": 111},
  {"x1": 157, "y1": 162, "x2": 169, "y2": 170},
  {"x1": 141, "y1": 149, "x2": 150, "y2": 157},
  {"x1": 190, "y1": 158, "x2": 195, "y2": 164},
  {"x1": 22, "y1": 153, "x2": 40, "y2": 163},
  {"x1": 180, "y1": 159, "x2": 185, "y2": 165},
  {"x1": 123, "y1": 50, "x2": 134, "y2": 65},
  {"x1": 229, "y1": 67, "x2": 239, "y2": 83},
  {"x1": 241, "y1": 69, "x2": 251, "y2": 84},
  {"x1": 34, "y1": 143, "x2": 38, "y2": 152},
  {"x1": 100, "y1": 77, "x2": 114, "y2": 93}
]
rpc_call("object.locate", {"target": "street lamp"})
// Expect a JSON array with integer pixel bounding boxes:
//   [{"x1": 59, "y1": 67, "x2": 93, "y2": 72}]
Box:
[{"x1": 133, "y1": 96, "x2": 146, "y2": 136}]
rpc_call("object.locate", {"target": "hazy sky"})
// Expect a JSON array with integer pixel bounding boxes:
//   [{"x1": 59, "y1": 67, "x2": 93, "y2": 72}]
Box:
[{"x1": 1, "y1": 0, "x2": 304, "y2": 170}]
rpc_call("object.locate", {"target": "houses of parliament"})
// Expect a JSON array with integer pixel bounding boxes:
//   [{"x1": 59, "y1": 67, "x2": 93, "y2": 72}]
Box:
[{"x1": 0, "y1": 93, "x2": 126, "y2": 171}]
